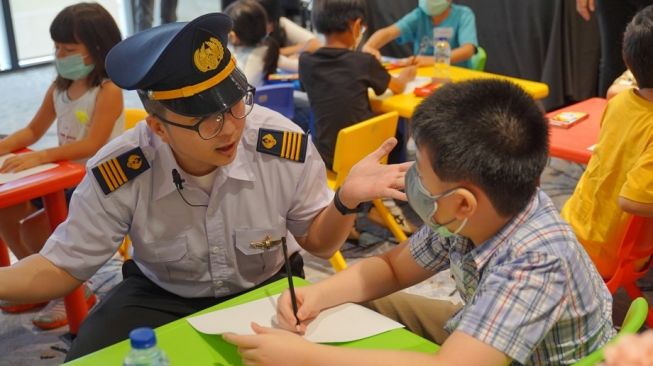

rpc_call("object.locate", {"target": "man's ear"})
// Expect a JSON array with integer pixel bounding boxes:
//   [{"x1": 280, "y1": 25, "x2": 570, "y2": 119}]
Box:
[
  {"x1": 146, "y1": 115, "x2": 170, "y2": 144},
  {"x1": 228, "y1": 31, "x2": 240, "y2": 45},
  {"x1": 455, "y1": 188, "x2": 478, "y2": 220}
]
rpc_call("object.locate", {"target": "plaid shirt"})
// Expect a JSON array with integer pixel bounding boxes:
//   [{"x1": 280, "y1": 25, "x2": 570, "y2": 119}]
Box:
[{"x1": 409, "y1": 189, "x2": 615, "y2": 365}]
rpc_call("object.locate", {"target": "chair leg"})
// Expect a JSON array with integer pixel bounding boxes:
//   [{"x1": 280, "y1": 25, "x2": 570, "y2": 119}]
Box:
[
  {"x1": 372, "y1": 199, "x2": 408, "y2": 243},
  {"x1": 623, "y1": 282, "x2": 653, "y2": 328},
  {"x1": 329, "y1": 250, "x2": 347, "y2": 272},
  {"x1": 0, "y1": 238, "x2": 10, "y2": 267}
]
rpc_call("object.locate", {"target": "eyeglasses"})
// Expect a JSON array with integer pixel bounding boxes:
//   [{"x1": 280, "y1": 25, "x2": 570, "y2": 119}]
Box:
[{"x1": 154, "y1": 86, "x2": 256, "y2": 140}]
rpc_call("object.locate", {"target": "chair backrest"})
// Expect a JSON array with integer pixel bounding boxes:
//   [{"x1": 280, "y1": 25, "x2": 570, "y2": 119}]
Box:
[
  {"x1": 255, "y1": 83, "x2": 295, "y2": 120},
  {"x1": 572, "y1": 297, "x2": 649, "y2": 366},
  {"x1": 124, "y1": 108, "x2": 148, "y2": 130},
  {"x1": 471, "y1": 46, "x2": 487, "y2": 71},
  {"x1": 331, "y1": 111, "x2": 399, "y2": 188}
]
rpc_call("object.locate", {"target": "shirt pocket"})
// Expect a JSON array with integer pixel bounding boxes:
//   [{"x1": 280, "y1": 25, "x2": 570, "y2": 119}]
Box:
[
  {"x1": 135, "y1": 234, "x2": 204, "y2": 282},
  {"x1": 134, "y1": 234, "x2": 188, "y2": 263},
  {"x1": 234, "y1": 226, "x2": 287, "y2": 284}
]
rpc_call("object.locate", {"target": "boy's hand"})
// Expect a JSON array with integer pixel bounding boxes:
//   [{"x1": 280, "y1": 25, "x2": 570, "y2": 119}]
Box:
[
  {"x1": 362, "y1": 45, "x2": 382, "y2": 61},
  {"x1": 0, "y1": 151, "x2": 45, "y2": 173},
  {"x1": 276, "y1": 287, "x2": 322, "y2": 334},
  {"x1": 223, "y1": 322, "x2": 316, "y2": 366},
  {"x1": 339, "y1": 138, "x2": 413, "y2": 208}
]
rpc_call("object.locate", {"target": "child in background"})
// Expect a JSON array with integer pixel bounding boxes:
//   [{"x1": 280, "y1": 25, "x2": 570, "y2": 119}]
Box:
[
  {"x1": 224, "y1": 80, "x2": 615, "y2": 365},
  {"x1": 225, "y1": 0, "x2": 280, "y2": 87},
  {"x1": 561, "y1": 5, "x2": 653, "y2": 279},
  {"x1": 300, "y1": 0, "x2": 415, "y2": 169},
  {"x1": 363, "y1": 0, "x2": 477, "y2": 68},
  {"x1": 0, "y1": 2, "x2": 124, "y2": 329},
  {"x1": 256, "y1": 0, "x2": 321, "y2": 72}
]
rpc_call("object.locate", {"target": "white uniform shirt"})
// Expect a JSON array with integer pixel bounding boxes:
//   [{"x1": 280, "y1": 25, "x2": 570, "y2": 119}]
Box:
[{"x1": 41, "y1": 105, "x2": 333, "y2": 298}]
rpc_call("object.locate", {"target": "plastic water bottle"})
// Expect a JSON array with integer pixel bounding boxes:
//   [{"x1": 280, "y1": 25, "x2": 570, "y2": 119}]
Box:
[
  {"x1": 433, "y1": 37, "x2": 451, "y2": 83},
  {"x1": 123, "y1": 327, "x2": 170, "y2": 366}
]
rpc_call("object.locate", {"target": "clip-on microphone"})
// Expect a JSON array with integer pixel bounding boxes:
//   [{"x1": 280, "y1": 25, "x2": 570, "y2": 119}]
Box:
[{"x1": 171, "y1": 169, "x2": 208, "y2": 207}]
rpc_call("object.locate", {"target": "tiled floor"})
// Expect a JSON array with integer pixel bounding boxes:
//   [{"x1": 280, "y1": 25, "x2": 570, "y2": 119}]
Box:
[{"x1": 1, "y1": 64, "x2": 650, "y2": 365}]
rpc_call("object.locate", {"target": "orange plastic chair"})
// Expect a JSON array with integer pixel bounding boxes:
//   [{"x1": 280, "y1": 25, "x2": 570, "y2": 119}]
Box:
[
  {"x1": 326, "y1": 111, "x2": 406, "y2": 271},
  {"x1": 603, "y1": 215, "x2": 653, "y2": 328},
  {"x1": 117, "y1": 108, "x2": 149, "y2": 261}
]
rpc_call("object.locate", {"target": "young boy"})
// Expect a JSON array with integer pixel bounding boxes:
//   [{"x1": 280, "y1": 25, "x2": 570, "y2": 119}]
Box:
[
  {"x1": 224, "y1": 79, "x2": 616, "y2": 365},
  {"x1": 363, "y1": 0, "x2": 477, "y2": 68},
  {"x1": 562, "y1": 5, "x2": 653, "y2": 278},
  {"x1": 300, "y1": 0, "x2": 416, "y2": 169}
]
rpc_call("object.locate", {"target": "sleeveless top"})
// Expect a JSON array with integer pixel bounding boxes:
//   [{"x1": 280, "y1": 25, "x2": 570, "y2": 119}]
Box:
[{"x1": 54, "y1": 80, "x2": 125, "y2": 163}]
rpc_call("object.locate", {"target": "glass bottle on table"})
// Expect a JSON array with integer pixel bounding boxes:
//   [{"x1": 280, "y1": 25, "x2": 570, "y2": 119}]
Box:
[
  {"x1": 123, "y1": 327, "x2": 170, "y2": 366},
  {"x1": 433, "y1": 37, "x2": 451, "y2": 83}
]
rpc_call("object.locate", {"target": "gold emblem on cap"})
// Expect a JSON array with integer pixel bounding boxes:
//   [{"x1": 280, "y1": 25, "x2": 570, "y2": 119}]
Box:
[
  {"x1": 193, "y1": 37, "x2": 224, "y2": 72},
  {"x1": 261, "y1": 133, "x2": 277, "y2": 149},
  {"x1": 127, "y1": 154, "x2": 143, "y2": 170}
]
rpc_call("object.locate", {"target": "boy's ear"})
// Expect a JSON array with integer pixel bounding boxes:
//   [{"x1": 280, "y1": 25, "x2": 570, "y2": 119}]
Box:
[
  {"x1": 455, "y1": 188, "x2": 478, "y2": 219},
  {"x1": 146, "y1": 115, "x2": 170, "y2": 144}
]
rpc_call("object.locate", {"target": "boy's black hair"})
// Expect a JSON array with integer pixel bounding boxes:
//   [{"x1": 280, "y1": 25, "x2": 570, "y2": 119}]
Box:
[
  {"x1": 225, "y1": 0, "x2": 280, "y2": 79},
  {"x1": 412, "y1": 79, "x2": 549, "y2": 217},
  {"x1": 50, "y1": 2, "x2": 122, "y2": 91},
  {"x1": 622, "y1": 5, "x2": 653, "y2": 89},
  {"x1": 312, "y1": 0, "x2": 366, "y2": 35}
]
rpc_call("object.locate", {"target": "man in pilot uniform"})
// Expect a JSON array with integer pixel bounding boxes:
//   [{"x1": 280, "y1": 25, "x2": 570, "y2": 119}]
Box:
[{"x1": 0, "y1": 13, "x2": 410, "y2": 360}]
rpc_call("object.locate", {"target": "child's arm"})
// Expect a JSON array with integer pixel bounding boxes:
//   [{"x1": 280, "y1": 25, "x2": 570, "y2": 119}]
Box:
[
  {"x1": 281, "y1": 38, "x2": 321, "y2": 56},
  {"x1": 276, "y1": 240, "x2": 435, "y2": 332},
  {"x1": 388, "y1": 65, "x2": 417, "y2": 94},
  {"x1": 0, "y1": 84, "x2": 57, "y2": 156},
  {"x1": 363, "y1": 25, "x2": 402, "y2": 60},
  {"x1": 224, "y1": 319, "x2": 510, "y2": 366},
  {"x1": 619, "y1": 197, "x2": 653, "y2": 217}
]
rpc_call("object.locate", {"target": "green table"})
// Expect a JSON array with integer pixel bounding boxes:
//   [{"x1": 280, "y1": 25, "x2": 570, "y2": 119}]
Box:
[{"x1": 65, "y1": 278, "x2": 439, "y2": 365}]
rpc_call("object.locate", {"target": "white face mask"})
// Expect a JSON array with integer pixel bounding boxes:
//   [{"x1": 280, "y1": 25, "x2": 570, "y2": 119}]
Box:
[
  {"x1": 405, "y1": 164, "x2": 468, "y2": 238},
  {"x1": 419, "y1": 0, "x2": 450, "y2": 16},
  {"x1": 352, "y1": 25, "x2": 366, "y2": 50}
]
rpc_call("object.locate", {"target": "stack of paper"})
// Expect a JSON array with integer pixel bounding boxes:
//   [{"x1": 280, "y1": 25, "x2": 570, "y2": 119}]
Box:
[{"x1": 0, "y1": 153, "x2": 58, "y2": 184}]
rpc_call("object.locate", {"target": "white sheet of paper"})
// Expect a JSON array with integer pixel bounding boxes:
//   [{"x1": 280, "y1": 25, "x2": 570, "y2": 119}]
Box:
[
  {"x1": 371, "y1": 76, "x2": 433, "y2": 101},
  {"x1": 0, "y1": 153, "x2": 59, "y2": 184},
  {"x1": 187, "y1": 294, "x2": 404, "y2": 343}
]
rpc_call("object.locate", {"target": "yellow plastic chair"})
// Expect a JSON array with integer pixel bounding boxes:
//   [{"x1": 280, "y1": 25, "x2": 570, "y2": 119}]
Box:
[
  {"x1": 124, "y1": 108, "x2": 148, "y2": 130},
  {"x1": 573, "y1": 297, "x2": 649, "y2": 366},
  {"x1": 117, "y1": 108, "x2": 148, "y2": 260},
  {"x1": 326, "y1": 111, "x2": 406, "y2": 272}
]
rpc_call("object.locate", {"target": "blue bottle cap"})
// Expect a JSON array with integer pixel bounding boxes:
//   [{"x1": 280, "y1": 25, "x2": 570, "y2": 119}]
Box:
[{"x1": 129, "y1": 327, "x2": 157, "y2": 349}]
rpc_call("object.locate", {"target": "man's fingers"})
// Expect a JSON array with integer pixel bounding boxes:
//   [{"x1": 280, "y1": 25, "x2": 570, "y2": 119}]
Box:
[{"x1": 366, "y1": 138, "x2": 397, "y2": 162}]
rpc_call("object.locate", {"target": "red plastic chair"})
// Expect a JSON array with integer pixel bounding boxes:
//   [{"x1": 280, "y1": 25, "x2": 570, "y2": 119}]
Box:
[{"x1": 603, "y1": 215, "x2": 653, "y2": 328}]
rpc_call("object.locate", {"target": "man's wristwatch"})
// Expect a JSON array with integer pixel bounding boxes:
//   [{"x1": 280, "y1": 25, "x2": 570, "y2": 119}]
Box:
[{"x1": 333, "y1": 187, "x2": 364, "y2": 215}]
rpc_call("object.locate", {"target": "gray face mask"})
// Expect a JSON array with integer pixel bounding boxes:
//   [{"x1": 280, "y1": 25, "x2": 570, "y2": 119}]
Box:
[{"x1": 405, "y1": 164, "x2": 467, "y2": 238}]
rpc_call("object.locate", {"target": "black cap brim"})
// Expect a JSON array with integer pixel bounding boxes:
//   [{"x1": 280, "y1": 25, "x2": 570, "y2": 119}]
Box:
[{"x1": 158, "y1": 67, "x2": 248, "y2": 117}]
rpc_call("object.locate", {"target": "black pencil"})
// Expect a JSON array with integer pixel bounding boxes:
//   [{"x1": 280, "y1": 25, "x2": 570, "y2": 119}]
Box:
[{"x1": 281, "y1": 237, "x2": 300, "y2": 326}]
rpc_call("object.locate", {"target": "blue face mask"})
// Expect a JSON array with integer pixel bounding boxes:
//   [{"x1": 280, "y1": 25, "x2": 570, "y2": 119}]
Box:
[
  {"x1": 55, "y1": 53, "x2": 95, "y2": 80},
  {"x1": 405, "y1": 164, "x2": 467, "y2": 238},
  {"x1": 419, "y1": 0, "x2": 450, "y2": 16}
]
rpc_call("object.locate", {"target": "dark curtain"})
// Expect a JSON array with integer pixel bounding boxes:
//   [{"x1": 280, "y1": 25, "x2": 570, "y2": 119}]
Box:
[{"x1": 365, "y1": 0, "x2": 601, "y2": 110}]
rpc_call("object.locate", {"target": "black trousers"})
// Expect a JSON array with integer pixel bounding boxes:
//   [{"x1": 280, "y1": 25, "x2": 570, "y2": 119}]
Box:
[
  {"x1": 595, "y1": 0, "x2": 653, "y2": 96},
  {"x1": 65, "y1": 254, "x2": 304, "y2": 361}
]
